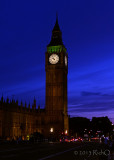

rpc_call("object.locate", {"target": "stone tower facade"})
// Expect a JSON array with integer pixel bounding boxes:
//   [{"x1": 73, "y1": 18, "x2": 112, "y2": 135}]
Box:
[{"x1": 45, "y1": 17, "x2": 69, "y2": 136}]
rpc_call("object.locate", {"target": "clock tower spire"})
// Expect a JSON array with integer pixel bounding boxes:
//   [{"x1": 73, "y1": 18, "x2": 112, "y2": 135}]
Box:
[
  {"x1": 47, "y1": 15, "x2": 64, "y2": 47},
  {"x1": 45, "y1": 16, "x2": 69, "y2": 136}
]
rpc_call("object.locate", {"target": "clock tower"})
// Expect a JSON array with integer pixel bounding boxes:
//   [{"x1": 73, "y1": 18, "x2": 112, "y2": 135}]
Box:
[{"x1": 45, "y1": 16, "x2": 69, "y2": 136}]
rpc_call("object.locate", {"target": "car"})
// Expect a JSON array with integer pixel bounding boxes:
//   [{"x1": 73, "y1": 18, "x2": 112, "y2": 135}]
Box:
[
  {"x1": 75, "y1": 137, "x2": 83, "y2": 142},
  {"x1": 60, "y1": 136, "x2": 70, "y2": 142}
]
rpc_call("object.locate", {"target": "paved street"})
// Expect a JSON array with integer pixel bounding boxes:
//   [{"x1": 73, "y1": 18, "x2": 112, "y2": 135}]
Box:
[{"x1": 0, "y1": 142, "x2": 111, "y2": 160}]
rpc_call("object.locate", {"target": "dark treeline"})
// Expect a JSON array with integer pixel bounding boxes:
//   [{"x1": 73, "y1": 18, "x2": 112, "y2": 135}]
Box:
[{"x1": 69, "y1": 116, "x2": 113, "y2": 138}]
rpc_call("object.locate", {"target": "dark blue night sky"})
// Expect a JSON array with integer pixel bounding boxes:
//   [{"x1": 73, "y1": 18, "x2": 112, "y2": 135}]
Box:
[{"x1": 0, "y1": 0, "x2": 114, "y2": 123}]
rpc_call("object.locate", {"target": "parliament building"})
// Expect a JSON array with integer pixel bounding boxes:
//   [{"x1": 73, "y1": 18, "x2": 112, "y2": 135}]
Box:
[{"x1": 0, "y1": 17, "x2": 69, "y2": 140}]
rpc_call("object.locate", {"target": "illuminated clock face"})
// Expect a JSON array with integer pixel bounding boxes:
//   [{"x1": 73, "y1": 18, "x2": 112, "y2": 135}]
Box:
[
  {"x1": 65, "y1": 56, "x2": 67, "y2": 66},
  {"x1": 49, "y1": 54, "x2": 59, "y2": 64}
]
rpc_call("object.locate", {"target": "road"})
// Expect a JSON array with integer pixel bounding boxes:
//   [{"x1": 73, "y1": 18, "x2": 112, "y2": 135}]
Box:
[{"x1": 0, "y1": 142, "x2": 111, "y2": 160}]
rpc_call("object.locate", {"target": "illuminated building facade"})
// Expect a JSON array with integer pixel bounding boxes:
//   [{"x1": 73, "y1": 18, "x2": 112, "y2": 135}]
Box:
[{"x1": 0, "y1": 17, "x2": 69, "y2": 140}]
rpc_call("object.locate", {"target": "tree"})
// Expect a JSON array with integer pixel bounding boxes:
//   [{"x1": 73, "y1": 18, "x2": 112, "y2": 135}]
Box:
[
  {"x1": 69, "y1": 117, "x2": 90, "y2": 137},
  {"x1": 91, "y1": 116, "x2": 113, "y2": 136}
]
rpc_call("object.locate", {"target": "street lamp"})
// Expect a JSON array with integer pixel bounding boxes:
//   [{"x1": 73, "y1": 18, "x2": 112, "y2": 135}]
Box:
[
  {"x1": 65, "y1": 130, "x2": 68, "y2": 135},
  {"x1": 50, "y1": 128, "x2": 54, "y2": 142},
  {"x1": 50, "y1": 127, "x2": 53, "y2": 133}
]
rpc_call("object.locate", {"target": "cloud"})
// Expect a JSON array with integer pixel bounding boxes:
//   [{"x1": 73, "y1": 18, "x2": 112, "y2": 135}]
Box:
[
  {"x1": 68, "y1": 101, "x2": 114, "y2": 123},
  {"x1": 68, "y1": 94, "x2": 114, "y2": 114},
  {"x1": 68, "y1": 110, "x2": 114, "y2": 124},
  {"x1": 102, "y1": 93, "x2": 111, "y2": 96},
  {"x1": 81, "y1": 91, "x2": 101, "y2": 96}
]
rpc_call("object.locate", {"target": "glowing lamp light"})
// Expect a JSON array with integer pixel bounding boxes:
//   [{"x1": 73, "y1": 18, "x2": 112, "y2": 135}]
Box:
[
  {"x1": 65, "y1": 130, "x2": 68, "y2": 135},
  {"x1": 27, "y1": 135, "x2": 30, "y2": 140},
  {"x1": 50, "y1": 128, "x2": 53, "y2": 133}
]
